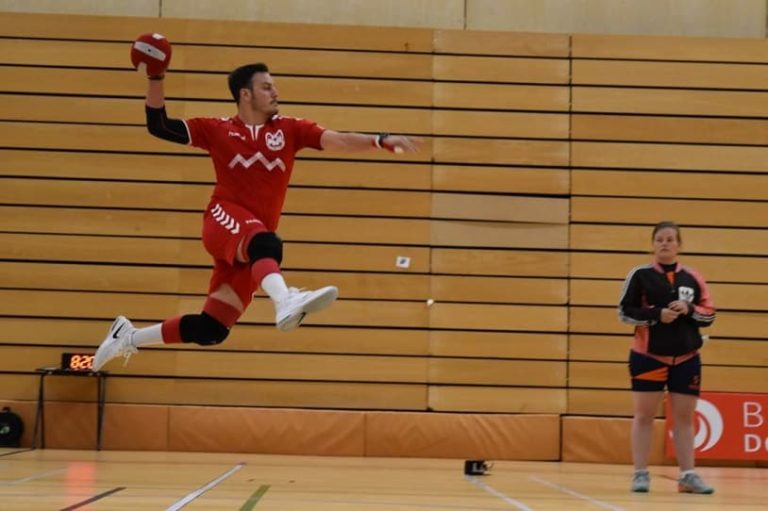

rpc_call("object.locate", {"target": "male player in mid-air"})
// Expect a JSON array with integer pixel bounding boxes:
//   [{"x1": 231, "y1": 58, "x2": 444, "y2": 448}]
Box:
[{"x1": 94, "y1": 35, "x2": 421, "y2": 370}]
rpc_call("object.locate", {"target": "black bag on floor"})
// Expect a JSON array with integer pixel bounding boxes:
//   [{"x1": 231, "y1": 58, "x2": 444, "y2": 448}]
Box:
[{"x1": 0, "y1": 406, "x2": 24, "y2": 447}]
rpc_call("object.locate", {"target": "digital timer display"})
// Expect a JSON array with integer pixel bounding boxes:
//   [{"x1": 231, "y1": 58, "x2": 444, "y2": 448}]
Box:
[{"x1": 61, "y1": 353, "x2": 96, "y2": 372}]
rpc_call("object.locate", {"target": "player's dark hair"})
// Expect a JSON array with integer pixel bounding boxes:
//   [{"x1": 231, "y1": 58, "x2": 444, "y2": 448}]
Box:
[
  {"x1": 652, "y1": 220, "x2": 682, "y2": 244},
  {"x1": 228, "y1": 63, "x2": 270, "y2": 103}
]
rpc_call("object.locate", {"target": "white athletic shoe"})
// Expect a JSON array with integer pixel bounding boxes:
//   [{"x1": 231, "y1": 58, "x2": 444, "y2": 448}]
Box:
[
  {"x1": 93, "y1": 316, "x2": 138, "y2": 371},
  {"x1": 275, "y1": 286, "x2": 338, "y2": 331}
]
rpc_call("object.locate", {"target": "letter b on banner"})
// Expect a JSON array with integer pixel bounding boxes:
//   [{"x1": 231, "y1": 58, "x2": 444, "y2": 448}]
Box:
[{"x1": 744, "y1": 402, "x2": 764, "y2": 428}]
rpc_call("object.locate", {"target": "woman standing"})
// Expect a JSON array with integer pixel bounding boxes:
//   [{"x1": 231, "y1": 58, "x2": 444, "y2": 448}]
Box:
[{"x1": 618, "y1": 221, "x2": 715, "y2": 494}]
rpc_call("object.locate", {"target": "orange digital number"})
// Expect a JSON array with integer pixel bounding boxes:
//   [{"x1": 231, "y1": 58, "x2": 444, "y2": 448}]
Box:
[{"x1": 71, "y1": 354, "x2": 94, "y2": 371}]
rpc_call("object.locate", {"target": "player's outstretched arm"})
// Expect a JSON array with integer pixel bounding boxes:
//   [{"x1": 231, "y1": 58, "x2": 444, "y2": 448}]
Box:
[
  {"x1": 131, "y1": 32, "x2": 188, "y2": 144},
  {"x1": 320, "y1": 130, "x2": 422, "y2": 154}
]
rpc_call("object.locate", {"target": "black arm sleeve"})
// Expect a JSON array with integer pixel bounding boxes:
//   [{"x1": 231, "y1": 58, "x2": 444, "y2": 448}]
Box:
[{"x1": 145, "y1": 105, "x2": 190, "y2": 144}]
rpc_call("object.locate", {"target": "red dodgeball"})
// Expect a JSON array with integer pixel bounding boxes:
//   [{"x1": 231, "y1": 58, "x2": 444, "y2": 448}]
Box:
[{"x1": 130, "y1": 33, "x2": 172, "y2": 76}]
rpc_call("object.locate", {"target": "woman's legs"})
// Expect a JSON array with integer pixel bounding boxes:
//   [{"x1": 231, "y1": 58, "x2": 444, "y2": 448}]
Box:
[
  {"x1": 669, "y1": 391, "x2": 698, "y2": 472},
  {"x1": 631, "y1": 391, "x2": 664, "y2": 470}
]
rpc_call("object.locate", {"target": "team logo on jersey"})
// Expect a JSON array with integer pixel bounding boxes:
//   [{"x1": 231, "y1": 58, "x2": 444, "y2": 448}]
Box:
[
  {"x1": 679, "y1": 286, "x2": 695, "y2": 302},
  {"x1": 265, "y1": 129, "x2": 285, "y2": 151},
  {"x1": 228, "y1": 152, "x2": 286, "y2": 172}
]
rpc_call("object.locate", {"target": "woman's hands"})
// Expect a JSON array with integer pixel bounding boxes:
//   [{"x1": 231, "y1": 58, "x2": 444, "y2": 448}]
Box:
[{"x1": 660, "y1": 301, "x2": 690, "y2": 323}]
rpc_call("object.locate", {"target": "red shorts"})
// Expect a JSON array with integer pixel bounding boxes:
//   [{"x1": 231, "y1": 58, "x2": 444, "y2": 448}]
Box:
[{"x1": 201, "y1": 200, "x2": 268, "y2": 306}]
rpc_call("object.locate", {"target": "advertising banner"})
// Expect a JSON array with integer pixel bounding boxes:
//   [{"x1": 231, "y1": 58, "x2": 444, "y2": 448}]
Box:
[{"x1": 665, "y1": 392, "x2": 768, "y2": 460}]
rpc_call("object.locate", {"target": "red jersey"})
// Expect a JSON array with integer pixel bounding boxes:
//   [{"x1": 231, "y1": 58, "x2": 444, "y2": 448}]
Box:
[{"x1": 185, "y1": 114, "x2": 325, "y2": 231}]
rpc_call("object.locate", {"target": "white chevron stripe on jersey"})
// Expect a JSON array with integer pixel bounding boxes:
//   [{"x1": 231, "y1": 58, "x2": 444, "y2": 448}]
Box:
[
  {"x1": 210, "y1": 204, "x2": 240, "y2": 234},
  {"x1": 228, "y1": 152, "x2": 286, "y2": 172}
]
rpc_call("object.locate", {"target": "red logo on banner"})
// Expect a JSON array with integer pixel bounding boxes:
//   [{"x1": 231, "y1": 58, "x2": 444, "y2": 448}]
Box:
[{"x1": 665, "y1": 392, "x2": 768, "y2": 460}]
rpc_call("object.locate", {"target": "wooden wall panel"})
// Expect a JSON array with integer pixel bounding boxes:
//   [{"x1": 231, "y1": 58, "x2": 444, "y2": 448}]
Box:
[
  {"x1": 571, "y1": 306, "x2": 768, "y2": 340},
  {"x1": 429, "y1": 387, "x2": 566, "y2": 414},
  {"x1": 571, "y1": 252, "x2": 768, "y2": 283},
  {"x1": 434, "y1": 30, "x2": 569, "y2": 57},
  {"x1": 0, "y1": 39, "x2": 434, "y2": 79},
  {"x1": 572, "y1": 33, "x2": 768, "y2": 62},
  {"x1": 0, "y1": 317, "x2": 432, "y2": 355},
  {"x1": 571, "y1": 334, "x2": 768, "y2": 367},
  {"x1": 434, "y1": 56, "x2": 569, "y2": 84},
  {"x1": 431, "y1": 276, "x2": 567, "y2": 304},
  {"x1": 572, "y1": 197, "x2": 768, "y2": 228},
  {"x1": 572, "y1": 141, "x2": 768, "y2": 173},
  {"x1": 0, "y1": 66, "x2": 432, "y2": 107},
  {"x1": 573, "y1": 87, "x2": 768, "y2": 117},
  {"x1": 432, "y1": 249, "x2": 569, "y2": 277},
  {"x1": 434, "y1": 83, "x2": 569, "y2": 110},
  {"x1": 430, "y1": 332, "x2": 567, "y2": 360},
  {"x1": 0, "y1": 149, "x2": 432, "y2": 190},
  {"x1": 572, "y1": 114, "x2": 768, "y2": 144},
  {"x1": 571, "y1": 225, "x2": 768, "y2": 256},
  {"x1": 572, "y1": 278, "x2": 768, "y2": 311},
  {"x1": 429, "y1": 304, "x2": 566, "y2": 332},
  {"x1": 434, "y1": 138, "x2": 568, "y2": 166},
  {"x1": 572, "y1": 170, "x2": 768, "y2": 201},
  {"x1": 432, "y1": 194, "x2": 568, "y2": 223},
  {"x1": 568, "y1": 389, "x2": 634, "y2": 416},
  {"x1": 428, "y1": 359, "x2": 566, "y2": 387},
  {"x1": 432, "y1": 221, "x2": 568, "y2": 249},
  {"x1": 433, "y1": 111, "x2": 568, "y2": 138},
  {"x1": 573, "y1": 60, "x2": 768, "y2": 89},
  {"x1": 0, "y1": 12, "x2": 435, "y2": 51},
  {"x1": 433, "y1": 166, "x2": 569, "y2": 195},
  {"x1": 2, "y1": 12, "x2": 767, "y2": 426},
  {"x1": 0, "y1": 94, "x2": 432, "y2": 133}
]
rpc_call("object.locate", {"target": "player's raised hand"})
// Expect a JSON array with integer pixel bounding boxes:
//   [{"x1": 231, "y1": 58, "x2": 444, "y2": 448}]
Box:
[{"x1": 131, "y1": 33, "x2": 172, "y2": 78}]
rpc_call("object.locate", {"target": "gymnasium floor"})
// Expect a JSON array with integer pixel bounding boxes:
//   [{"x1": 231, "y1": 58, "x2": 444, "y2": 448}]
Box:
[{"x1": 0, "y1": 449, "x2": 765, "y2": 510}]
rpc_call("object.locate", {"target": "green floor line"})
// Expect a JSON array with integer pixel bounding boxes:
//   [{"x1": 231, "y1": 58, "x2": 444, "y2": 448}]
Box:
[{"x1": 239, "y1": 485, "x2": 271, "y2": 510}]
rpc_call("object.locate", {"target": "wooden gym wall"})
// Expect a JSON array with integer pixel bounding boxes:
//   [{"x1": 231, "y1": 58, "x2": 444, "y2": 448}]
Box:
[{"x1": 0, "y1": 12, "x2": 766, "y2": 459}]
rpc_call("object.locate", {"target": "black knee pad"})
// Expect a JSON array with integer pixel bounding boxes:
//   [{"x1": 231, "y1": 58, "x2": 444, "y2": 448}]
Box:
[
  {"x1": 179, "y1": 312, "x2": 230, "y2": 346},
  {"x1": 247, "y1": 231, "x2": 283, "y2": 264}
]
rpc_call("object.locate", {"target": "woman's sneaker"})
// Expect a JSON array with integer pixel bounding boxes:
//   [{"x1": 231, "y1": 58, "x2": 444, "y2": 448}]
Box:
[
  {"x1": 678, "y1": 473, "x2": 714, "y2": 494},
  {"x1": 631, "y1": 470, "x2": 650, "y2": 492}
]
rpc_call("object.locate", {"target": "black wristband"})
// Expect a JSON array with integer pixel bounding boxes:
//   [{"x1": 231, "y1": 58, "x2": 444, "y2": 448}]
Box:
[
  {"x1": 374, "y1": 133, "x2": 390, "y2": 149},
  {"x1": 148, "y1": 75, "x2": 165, "y2": 81}
]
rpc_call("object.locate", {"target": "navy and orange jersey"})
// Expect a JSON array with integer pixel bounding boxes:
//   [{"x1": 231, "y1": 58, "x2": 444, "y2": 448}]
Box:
[
  {"x1": 184, "y1": 114, "x2": 325, "y2": 231},
  {"x1": 618, "y1": 261, "x2": 715, "y2": 359}
]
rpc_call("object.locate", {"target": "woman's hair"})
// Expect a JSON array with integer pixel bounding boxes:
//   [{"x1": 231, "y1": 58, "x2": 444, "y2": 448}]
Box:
[
  {"x1": 652, "y1": 220, "x2": 682, "y2": 243},
  {"x1": 228, "y1": 63, "x2": 270, "y2": 103}
]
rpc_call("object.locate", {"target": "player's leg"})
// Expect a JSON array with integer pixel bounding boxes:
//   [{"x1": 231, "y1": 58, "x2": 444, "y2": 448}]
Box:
[
  {"x1": 202, "y1": 200, "x2": 337, "y2": 331},
  {"x1": 93, "y1": 282, "x2": 243, "y2": 371},
  {"x1": 238, "y1": 225, "x2": 337, "y2": 331},
  {"x1": 669, "y1": 392, "x2": 697, "y2": 470},
  {"x1": 94, "y1": 201, "x2": 251, "y2": 371},
  {"x1": 668, "y1": 355, "x2": 714, "y2": 494},
  {"x1": 628, "y1": 350, "x2": 666, "y2": 492}
]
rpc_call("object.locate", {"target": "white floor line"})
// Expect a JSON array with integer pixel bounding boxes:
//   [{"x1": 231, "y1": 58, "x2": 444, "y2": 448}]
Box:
[
  {"x1": 466, "y1": 476, "x2": 536, "y2": 511},
  {"x1": 530, "y1": 476, "x2": 625, "y2": 511},
  {"x1": 0, "y1": 468, "x2": 66, "y2": 486},
  {"x1": 165, "y1": 462, "x2": 245, "y2": 511}
]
